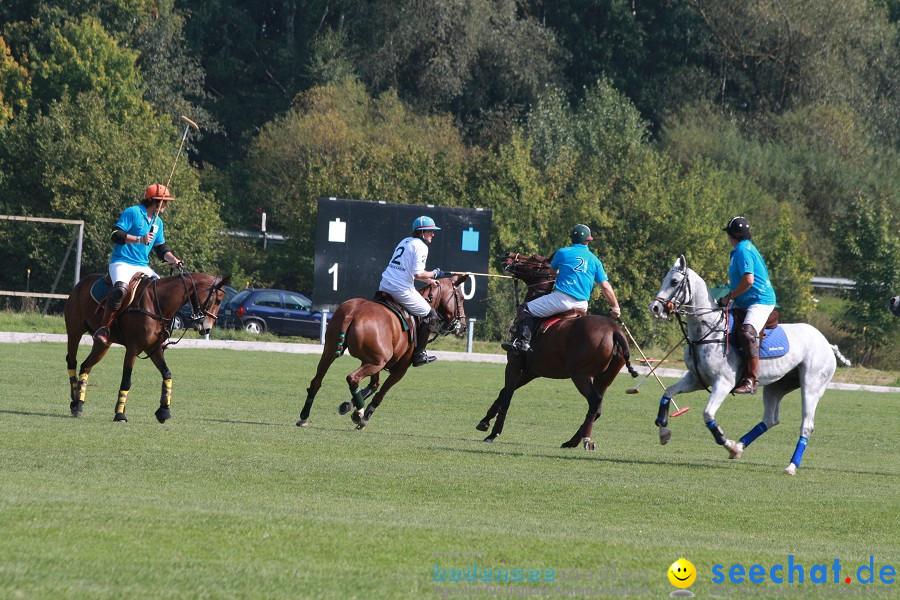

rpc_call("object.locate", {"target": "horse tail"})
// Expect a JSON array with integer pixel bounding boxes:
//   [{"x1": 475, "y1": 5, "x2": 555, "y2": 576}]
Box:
[{"x1": 613, "y1": 329, "x2": 639, "y2": 378}]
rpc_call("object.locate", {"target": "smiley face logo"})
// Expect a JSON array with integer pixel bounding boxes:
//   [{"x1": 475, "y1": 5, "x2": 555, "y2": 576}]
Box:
[{"x1": 668, "y1": 558, "x2": 696, "y2": 588}]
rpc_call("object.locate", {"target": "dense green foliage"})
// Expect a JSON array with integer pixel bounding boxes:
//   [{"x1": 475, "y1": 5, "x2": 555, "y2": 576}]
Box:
[{"x1": 0, "y1": 0, "x2": 897, "y2": 364}]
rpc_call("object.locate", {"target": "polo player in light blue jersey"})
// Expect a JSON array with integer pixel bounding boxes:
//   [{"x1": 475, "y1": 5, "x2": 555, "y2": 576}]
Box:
[
  {"x1": 717, "y1": 216, "x2": 776, "y2": 394},
  {"x1": 502, "y1": 224, "x2": 620, "y2": 354}
]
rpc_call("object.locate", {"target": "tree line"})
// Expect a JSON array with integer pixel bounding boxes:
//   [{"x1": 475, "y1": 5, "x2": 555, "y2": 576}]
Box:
[{"x1": 1, "y1": 1, "x2": 897, "y2": 365}]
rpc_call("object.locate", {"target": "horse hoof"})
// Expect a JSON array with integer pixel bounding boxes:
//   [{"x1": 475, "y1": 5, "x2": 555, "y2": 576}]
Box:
[
  {"x1": 475, "y1": 420, "x2": 490, "y2": 432},
  {"x1": 351, "y1": 409, "x2": 367, "y2": 429},
  {"x1": 581, "y1": 437, "x2": 596, "y2": 451},
  {"x1": 784, "y1": 463, "x2": 797, "y2": 476},
  {"x1": 338, "y1": 401, "x2": 352, "y2": 415},
  {"x1": 560, "y1": 440, "x2": 578, "y2": 449},
  {"x1": 155, "y1": 407, "x2": 171, "y2": 424},
  {"x1": 363, "y1": 406, "x2": 376, "y2": 421},
  {"x1": 659, "y1": 426, "x2": 672, "y2": 445},
  {"x1": 296, "y1": 418, "x2": 309, "y2": 427},
  {"x1": 483, "y1": 435, "x2": 496, "y2": 443},
  {"x1": 70, "y1": 401, "x2": 84, "y2": 418},
  {"x1": 725, "y1": 439, "x2": 744, "y2": 459},
  {"x1": 113, "y1": 413, "x2": 128, "y2": 423}
]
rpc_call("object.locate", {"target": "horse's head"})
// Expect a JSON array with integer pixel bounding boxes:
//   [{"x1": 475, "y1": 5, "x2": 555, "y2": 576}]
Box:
[
  {"x1": 189, "y1": 275, "x2": 232, "y2": 335},
  {"x1": 501, "y1": 251, "x2": 556, "y2": 299},
  {"x1": 650, "y1": 255, "x2": 693, "y2": 320},
  {"x1": 424, "y1": 274, "x2": 469, "y2": 337}
]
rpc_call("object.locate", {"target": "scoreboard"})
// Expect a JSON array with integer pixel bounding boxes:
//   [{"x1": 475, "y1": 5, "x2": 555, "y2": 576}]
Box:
[{"x1": 312, "y1": 198, "x2": 492, "y2": 319}]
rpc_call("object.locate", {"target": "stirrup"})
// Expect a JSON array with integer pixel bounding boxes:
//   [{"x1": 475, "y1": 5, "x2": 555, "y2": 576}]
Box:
[
  {"x1": 732, "y1": 378, "x2": 757, "y2": 394},
  {"x1": 412, "y1": 351, "x2": 436, "y2": 367},
  {"x1": 93, "y1": 326, "x2": 111, "y2": 345},
  {"x1": 501, "y1": 338, "x2": 531, "y2": 354}
]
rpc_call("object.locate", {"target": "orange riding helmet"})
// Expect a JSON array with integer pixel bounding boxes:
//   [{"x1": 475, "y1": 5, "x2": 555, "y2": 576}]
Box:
[{"x1": 144, "y1": 183, "x2": 175, "y2": 202}]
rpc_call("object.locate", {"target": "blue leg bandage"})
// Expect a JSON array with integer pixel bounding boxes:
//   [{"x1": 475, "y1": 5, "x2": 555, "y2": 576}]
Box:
[
  {"x1": 790, "y1": 436, "x2": 809, "y2": 467},
  {"x1": 740, "y1": 422, "x2": 768, "y2": 448}
]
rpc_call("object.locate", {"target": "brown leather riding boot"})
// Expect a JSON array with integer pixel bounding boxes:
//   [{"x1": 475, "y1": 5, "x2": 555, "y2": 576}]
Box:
[
  {"x1": 93, "y1": 282, "x2": 127, "y2": 346},
  {"x1": 733, "y1": 355, "x2": 759, "y2": 394},
  {"x1": 93, "y1": 305, "x2": 116, "y2": 345}
]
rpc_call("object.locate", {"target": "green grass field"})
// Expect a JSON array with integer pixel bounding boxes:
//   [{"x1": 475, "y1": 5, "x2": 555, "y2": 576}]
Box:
[{"x1": 1, "y1": 343, "x2": 897, "y2": 599}]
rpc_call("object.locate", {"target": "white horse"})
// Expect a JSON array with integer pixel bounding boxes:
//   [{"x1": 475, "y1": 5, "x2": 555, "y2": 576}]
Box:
[{"x1": 649, "y1": 256, "x2": 836, "y2": 475}]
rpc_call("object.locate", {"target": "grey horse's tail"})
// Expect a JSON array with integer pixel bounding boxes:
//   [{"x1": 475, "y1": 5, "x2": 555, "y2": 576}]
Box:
[{"x1": 613, "y1": 330, "x2": 639, "y2": 378}]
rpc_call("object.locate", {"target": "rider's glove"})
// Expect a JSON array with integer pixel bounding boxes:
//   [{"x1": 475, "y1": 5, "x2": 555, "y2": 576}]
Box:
[
  {"x1": 717, "y1": 294, "x2": 731, "y2": 308},
  {"x1": 610, "y1": 306, "x2": 621, "y2": 319},
  {"x1": 433, "y1": 268, "x2": 452, "y2": 279}
]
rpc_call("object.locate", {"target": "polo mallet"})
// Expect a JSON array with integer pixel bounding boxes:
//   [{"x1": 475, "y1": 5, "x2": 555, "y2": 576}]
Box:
[
  {"x1": 453, "y1": 271, "x2": 514, "y2": 279},
  {"x1": 148, "y1": 116, "x2": 200, "y2": 240},
  {"x1": 165, "y1": 115, "x2": 199, "y2": 190},
  {"x1": 619, "y1": 321, "x2": 689, "y2": 417},
  {"x1": 625, "y1": 339, "x2": 682, "y2": 394}
]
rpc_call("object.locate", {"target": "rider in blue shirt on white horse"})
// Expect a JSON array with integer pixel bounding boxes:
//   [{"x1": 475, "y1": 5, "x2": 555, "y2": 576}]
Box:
[
  {"x1": 502, "y1": 224, "x2": 621, "y2": 354},
  {"x1": 717, "y1": 216, "x2": 776, "y2": 394}
]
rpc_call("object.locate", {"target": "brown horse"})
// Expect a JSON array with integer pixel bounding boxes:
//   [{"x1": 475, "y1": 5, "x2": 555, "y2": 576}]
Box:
[
  {"x1": 297, "y1": 274, "x2": 469, "y2": 429},
  {"x1": 64, "y1": 271, "x2": 231, "y2": 423},
  {"x1": 476, "y1": 252, "x2": 638, "y2": 449}
]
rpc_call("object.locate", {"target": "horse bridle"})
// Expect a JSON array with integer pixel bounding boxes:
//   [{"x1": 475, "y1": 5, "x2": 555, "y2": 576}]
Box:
[
  {"x1": 426, "y1": 279, "x2": 466, "y2": 336},
  {"x1": 186, "y1": 274, "x2": 226, "y2": 324},
  {"x1": 653, "y1": 265, "x2": 692, "y2": 316}
]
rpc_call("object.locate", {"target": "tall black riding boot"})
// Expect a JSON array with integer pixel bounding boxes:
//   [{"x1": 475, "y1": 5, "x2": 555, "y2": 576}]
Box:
[
  {"x1": 501, "y1": 307, "x2": 534, "y2": 354},
  {"x1": 412, "y1": 320, "x2": 436, "y2": 367}
]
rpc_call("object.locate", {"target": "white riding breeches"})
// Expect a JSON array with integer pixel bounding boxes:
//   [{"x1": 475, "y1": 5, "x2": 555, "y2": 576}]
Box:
[
  {"x1": 378, "y1": 284, "x2": 431, "y2": 317},
  {"x1": 525, "y1": 290, "x2": 588, "y2": 318},
  {"x1": 109, "y1": 262, "x2": 159, "y2": 285},
  {"x1": 743, "y1": 303, "x2": 776, "y2": 334}
]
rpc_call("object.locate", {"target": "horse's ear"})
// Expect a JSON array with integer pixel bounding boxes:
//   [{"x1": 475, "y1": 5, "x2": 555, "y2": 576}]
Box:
[
  {"x1": 453, "y1": 273, "x2": 470, "y2": 287},
  {"x1": 678, "y1": 254, "x2": 687, "y2": 271},
  {"x1": 220, "y1": 275, "x2": 231, "y2": 287}
]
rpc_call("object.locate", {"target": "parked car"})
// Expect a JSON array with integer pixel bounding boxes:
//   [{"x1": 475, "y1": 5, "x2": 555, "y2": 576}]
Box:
[
  {"x1": 173, "y1": 285, "x2": 238, "y2": 330},
  {"x1": 218, "y1": 288, "x2": 332, "y2": 338}
]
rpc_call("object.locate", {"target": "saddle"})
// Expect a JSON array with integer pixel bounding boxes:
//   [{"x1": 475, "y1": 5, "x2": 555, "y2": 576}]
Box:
[
  {"x1": 728, "y1": 308, "x2": 789, "y2": 358},
  {"x1": 373, "y1": 291, "x2": 416, "y2": 344},
  {"x1": 536, "y1": 308, "x2": 588, "y2": 335},
  {"x1": 90, "y1": 273, "x2": 148, "y2": 308}
]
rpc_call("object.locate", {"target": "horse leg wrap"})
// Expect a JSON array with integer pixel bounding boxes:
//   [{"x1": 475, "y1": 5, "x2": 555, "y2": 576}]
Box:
[
  {"x1": 300, "y1": 396, "x2": 315, "y2": 420},
  {"x1": 350, "y1": 387, "x2": 366, "y2": 410},
  {"x1": 740, "y1": 422, "x2": 768, "y2": 448},
  {"x1": 335, "y1": 332, "x2": 345, "y2": 357},
  {"x1": 68, "y1": 369, "x2": 78, "y2": 401},
  {"x1": 656, "y1": 396, "x2": 671, "y2": 427},
  {"x1": 115, "y1": 390, "x2": 128, "y2": 414},
  {"x1": 160, "y1": 379, "x2": 172, "y2": 407},
  {"x1": 706, "y1": 419, "x2": 727, "y2": 445},
  {"x1": 77, "y1": 373, "x2": 89, "y2": 403},
  {"x1": 790, "y1": 436, "x2": 809, "y2": 468}
]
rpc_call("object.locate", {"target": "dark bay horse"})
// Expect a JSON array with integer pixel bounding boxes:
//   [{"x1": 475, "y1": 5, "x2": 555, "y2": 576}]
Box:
[
  {"x1": 297, "y1": 274, "x2": 469, "y2": 429},
  {"x1": 64, "y1": 272, "x2": 231, "y2": 422},
  {"x1": 477, "y1": 253, "x2": 638, "y2": 450}
]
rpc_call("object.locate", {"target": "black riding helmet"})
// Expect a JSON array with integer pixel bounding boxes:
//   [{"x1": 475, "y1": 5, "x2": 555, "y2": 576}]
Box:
[{"x1": 723, "y1": 216, "x2": 751, "y2": 240}]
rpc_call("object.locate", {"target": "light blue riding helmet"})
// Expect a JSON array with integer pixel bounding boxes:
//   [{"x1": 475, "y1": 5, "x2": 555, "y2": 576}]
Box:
[{"x1": 412, "y1": 215, "x2": 441, "y2": 231}]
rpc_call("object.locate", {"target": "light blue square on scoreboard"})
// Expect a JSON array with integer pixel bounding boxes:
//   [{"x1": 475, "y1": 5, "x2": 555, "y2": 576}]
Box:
[{"x1": 461, "y1": 227, "x2": 479, "y2": 252}]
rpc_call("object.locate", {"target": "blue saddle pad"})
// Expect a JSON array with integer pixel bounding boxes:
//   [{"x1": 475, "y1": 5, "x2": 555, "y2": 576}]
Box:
[
  {"x1": 90, "y1": 278, "x2": 111, "y2": 304},
  {"x1": 727, "y1": 318, "x2": 790, "y2": 359}
]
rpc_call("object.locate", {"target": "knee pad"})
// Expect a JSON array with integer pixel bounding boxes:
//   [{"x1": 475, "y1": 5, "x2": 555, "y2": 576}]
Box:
[
  {"x1": 109, "y1": 282, "x2": 128, "y2": 310},
  {"x1": 740, "y1": 324, "x2": 759, "y2": 355}
]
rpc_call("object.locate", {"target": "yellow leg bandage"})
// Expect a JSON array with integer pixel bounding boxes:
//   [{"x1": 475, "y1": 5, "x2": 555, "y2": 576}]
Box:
[
  {"x1": 115, "y1": 390, "x2": 129, "y2": 414},
  {"x1": 161, "y1": 379, "x2": 172, "y2": 407}
]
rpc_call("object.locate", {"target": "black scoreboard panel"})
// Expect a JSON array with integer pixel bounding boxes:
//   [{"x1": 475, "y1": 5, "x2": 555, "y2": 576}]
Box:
[{"x1": 313, "y1": 198, "x2": 492, "y2": 319}]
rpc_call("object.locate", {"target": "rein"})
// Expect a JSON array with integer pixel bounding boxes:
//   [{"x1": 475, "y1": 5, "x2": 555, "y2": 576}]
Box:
[
  {"x1": 426, "y1": 279, "x2": 465, "y2": 340},
  {"x1": 657, "y1": 267, "x2": 729, "y2": 392},
  {"x1": 125, "y1": 272, "x2": 225, "y2": 357}
]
